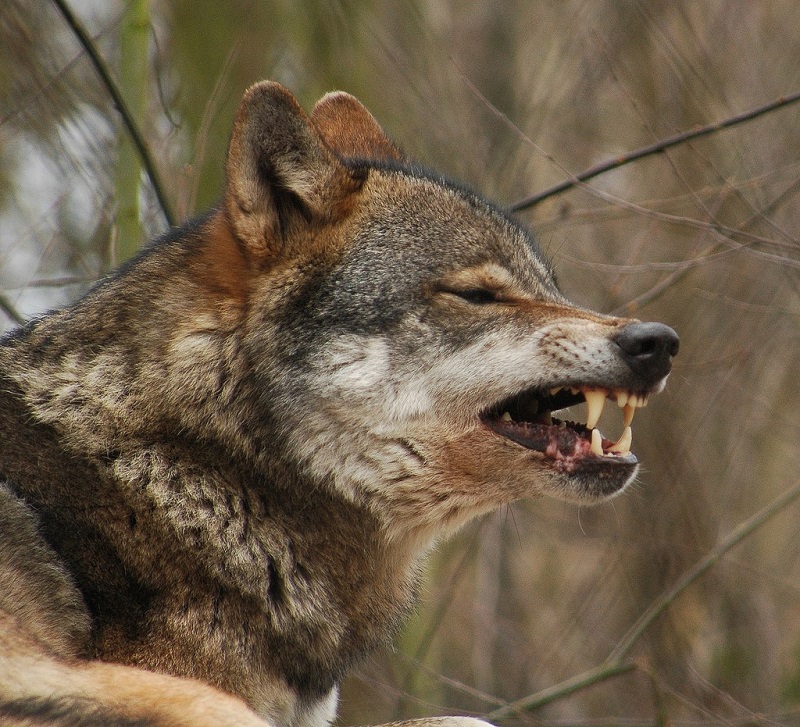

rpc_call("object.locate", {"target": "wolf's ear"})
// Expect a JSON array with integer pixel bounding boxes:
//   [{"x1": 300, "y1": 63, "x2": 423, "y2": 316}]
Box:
[
  {"x1": 224, "y1": 81, "x2": 363, "y2": 255},
  {"x1": 311, "y1": 92, "x2": 405, "y2": 163}
]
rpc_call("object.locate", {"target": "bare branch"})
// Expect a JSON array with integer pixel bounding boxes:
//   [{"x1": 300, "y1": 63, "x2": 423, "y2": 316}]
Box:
[
  {"x1": 50, "y1": 0, "x2": 175, "y2": 227},
  {"x1": 487, "y1": 662, "x2": 638, "y2": 719},
  {"x1": 510, "y1": 91, "x2": 800, "y2": 213}
]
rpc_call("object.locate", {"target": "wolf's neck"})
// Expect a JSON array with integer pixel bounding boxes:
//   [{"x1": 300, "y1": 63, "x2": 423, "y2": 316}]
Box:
[{"x1": 0, "y1": 321, "x2": 420, "y2": 709}]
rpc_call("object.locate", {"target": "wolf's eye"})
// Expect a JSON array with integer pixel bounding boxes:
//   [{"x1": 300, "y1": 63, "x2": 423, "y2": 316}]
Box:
[{"x1": 447, "y1": 288, "x2": 500, "y2": 305}]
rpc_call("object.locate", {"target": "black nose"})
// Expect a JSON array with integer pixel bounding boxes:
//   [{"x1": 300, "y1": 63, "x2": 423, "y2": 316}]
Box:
[{"x1": 613, "y1": 322, "x2": 679, "y2": 383}]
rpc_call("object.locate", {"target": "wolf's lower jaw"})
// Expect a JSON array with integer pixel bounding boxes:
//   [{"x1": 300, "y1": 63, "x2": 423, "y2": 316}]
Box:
[{"x1": 482, "y1": 384, "x2": 655, "y2": 473}]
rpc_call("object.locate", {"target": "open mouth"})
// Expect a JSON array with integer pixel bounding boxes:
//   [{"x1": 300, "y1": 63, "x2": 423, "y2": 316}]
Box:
[{"x1": 481, "y1": 386, "x2": 650, "y2": 469}]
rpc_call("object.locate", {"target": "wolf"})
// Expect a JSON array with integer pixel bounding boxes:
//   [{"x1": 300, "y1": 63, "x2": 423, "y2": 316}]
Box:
[{"x1": 0, "y1": 81, "x2": 678, "y2": 727}]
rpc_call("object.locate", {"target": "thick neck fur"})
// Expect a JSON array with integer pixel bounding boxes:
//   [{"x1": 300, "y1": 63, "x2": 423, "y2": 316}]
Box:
[{"x1": 0, "y1": 243, "x2": 418, "y2": 713}]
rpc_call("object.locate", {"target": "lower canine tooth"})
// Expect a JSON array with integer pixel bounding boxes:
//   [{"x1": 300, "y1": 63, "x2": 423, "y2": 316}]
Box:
[
  {"x1": 590, "y1": 428, "x2": 604, "y2": 456},
  {"x1": 609, "y1": 426, "x2": 632, "y2": 454}
]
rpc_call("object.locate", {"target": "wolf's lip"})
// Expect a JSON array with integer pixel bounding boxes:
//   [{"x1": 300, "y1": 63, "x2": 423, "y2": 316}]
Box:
[
  {"x1": 481, "y1": 386, "x2": 650, "y2": 462},
  {"x1": 484, "y1": 417, "x2": 637, "y2": 468}
]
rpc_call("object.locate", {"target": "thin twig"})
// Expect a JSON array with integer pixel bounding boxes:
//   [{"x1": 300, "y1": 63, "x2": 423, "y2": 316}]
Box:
[
  {"x1": 612, "y1": 167, "x2": 800, "y2": 316},
  {"x1": 510, "y1": 91, "x2": 800, "y2": 213},
  {"x1": 605, "y1": 480, "x2": 800, "y2": 665},
  {"x1": 487, "y1": 481, "x2": 800, "y2": 719},
  {"x1": 487, "y1": 662, "x2": 637, "y2": 720},
  {"x1": 50, "y1": 0, "x2": 175, "y2": 227}
]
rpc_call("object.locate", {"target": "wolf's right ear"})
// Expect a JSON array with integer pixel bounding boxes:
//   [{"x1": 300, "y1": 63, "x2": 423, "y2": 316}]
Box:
[
  {"x1": 311, "y1": 91, "x2": 405, "y2": 164},
  {"x1": 224, "y1": 81, "x2": 363, "y2": 256}
]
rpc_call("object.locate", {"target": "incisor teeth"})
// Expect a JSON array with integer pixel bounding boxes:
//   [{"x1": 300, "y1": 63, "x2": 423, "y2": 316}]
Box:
[
  {"x1": 590, "y1": 428, "x2": 604, "y2": 456},
  {"x1": 584, "y1": 390, "x2": 606, "y2": 430},
  {"x1": 616, "y1": 391, "x2": 628, "y2": 408},
  {"x1": 623, "y1": 403, "x2": 635, "y2": 427},
  {"x1": 609, "y1": 426, "x2": 632, "y2": 454}
]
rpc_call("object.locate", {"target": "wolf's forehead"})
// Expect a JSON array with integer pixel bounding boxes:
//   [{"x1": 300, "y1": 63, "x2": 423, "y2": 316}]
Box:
[{"x1": 352, "y1": 171, "x2": 557, "y2": 291}]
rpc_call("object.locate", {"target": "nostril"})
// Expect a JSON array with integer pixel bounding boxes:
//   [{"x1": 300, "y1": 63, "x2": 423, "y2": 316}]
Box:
[{"x1": 613, "y1": 322, "x2": 679, "y2": 381}]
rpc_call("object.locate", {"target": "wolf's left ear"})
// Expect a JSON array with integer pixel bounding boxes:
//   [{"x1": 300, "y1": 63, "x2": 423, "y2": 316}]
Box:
[
  {"x1": 312, "y1": 92, "x2": 405, "y2": 163},
  {"x1": 224, "y1": 81, "x2": 363, "y2": 255}
]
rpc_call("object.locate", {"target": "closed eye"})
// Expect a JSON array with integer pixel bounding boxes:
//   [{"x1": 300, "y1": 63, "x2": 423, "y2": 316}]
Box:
[{"x1": 441, "y1": 287, "x2": 502, "y2": 305}]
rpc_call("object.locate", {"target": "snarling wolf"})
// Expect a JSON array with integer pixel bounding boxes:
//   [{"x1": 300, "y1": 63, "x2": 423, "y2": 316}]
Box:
[{"x1": 0, "y1": 82, "x2": 678, "y2": 727}]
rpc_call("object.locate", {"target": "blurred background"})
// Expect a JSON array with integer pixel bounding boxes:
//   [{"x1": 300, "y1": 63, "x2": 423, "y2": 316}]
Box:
[{"x1": 2, "y1": 1, "x2": 800, "y2": 724}]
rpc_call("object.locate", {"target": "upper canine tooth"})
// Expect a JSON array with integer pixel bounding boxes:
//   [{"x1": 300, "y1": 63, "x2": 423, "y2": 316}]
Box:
[
  {"x1": 584, "y1": 390, "x2": 606, "y2": 430},
  {"x1": 502, "y1": 411, "x2": 513, "y2": 422},
  {"x1": 623, "y1": 403, "x2": 635, "y2": 427}
]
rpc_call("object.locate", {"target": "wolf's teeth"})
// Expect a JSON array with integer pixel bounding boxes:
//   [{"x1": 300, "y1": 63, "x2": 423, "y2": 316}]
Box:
[
  {"x1": 609, "y1": 426, "x2": 632, "y2": 454},
  {"x1": 584, "y1": 390, "x2": 606, "y2": 430},
  {"x1": 590, "y1": 428, "x2": 604, "y2": 456},
  {"x1": 623, "y1": 403, "x2": 635, "y2": 427},
  {"x1": 502, "y1": 411, "x2": 513, "y2": 422}
]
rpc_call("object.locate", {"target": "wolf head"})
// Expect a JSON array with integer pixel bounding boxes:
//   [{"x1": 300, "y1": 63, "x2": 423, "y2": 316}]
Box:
[{"x1": 196, "y1": 81, "x2": 678, "y2": 545}]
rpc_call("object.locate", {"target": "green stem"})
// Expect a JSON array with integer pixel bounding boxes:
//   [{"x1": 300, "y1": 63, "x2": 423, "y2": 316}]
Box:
[
  {"x1": 115, "y1": 0, "x2": 150, "y2": 261},
  {"x1": 0, "y1": 293, "x2": 24, "y2": 326}
]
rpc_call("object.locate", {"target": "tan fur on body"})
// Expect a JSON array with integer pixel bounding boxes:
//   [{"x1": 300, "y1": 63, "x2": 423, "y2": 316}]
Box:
[{"x1": 0, "y1": 82, "x2": 677, "y2": 726}]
